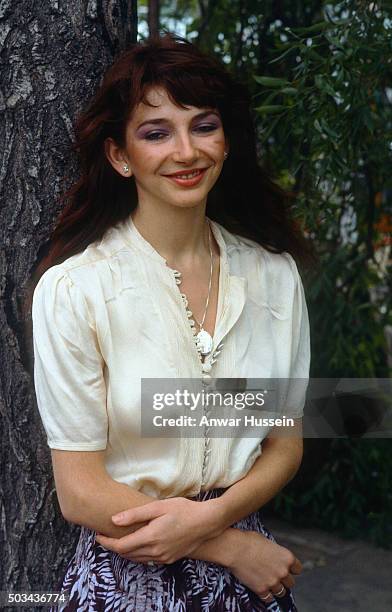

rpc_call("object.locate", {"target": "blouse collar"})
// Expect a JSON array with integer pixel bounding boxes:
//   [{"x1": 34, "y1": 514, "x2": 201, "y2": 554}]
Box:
[
  {"x1": 122, "y1": 212, "x2": 229, "y2": 272},
  {"x1": 111, "y1": 211, "x2": 247, "y2": 355}
]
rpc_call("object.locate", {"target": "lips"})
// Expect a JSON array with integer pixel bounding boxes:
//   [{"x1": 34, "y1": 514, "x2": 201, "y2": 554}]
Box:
[{"x1": 162, "y1": 167, "x2": 209, "y2": 187}]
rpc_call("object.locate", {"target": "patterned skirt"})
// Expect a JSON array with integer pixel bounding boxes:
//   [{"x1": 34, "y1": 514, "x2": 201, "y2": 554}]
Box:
[{"x1": 51, "y1": 488, "x2": 299, "y2": 612}]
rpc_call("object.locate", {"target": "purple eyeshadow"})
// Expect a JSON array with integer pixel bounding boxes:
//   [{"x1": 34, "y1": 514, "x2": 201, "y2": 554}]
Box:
[
  {"x1": 137, "y1": 128, "x2": 168, "y2": 139},
  {"x1": 136, "y1": 112, "x2": 222, "y2": 139}
]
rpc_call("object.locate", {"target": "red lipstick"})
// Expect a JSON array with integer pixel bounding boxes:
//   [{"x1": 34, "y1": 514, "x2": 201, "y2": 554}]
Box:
[{"x1": 163, "y1": 167, "x2": 208, "y2": 187}]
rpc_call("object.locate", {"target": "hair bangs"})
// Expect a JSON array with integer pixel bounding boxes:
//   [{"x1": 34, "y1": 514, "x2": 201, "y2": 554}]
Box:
[{"x1": 132, "y1": 54, "x2": 226, "y2": 116}]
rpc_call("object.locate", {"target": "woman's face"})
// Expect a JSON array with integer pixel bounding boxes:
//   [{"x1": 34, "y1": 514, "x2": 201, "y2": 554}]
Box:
[{"x1": 106, "y1": 86, "x2": 228, "y2": 211}]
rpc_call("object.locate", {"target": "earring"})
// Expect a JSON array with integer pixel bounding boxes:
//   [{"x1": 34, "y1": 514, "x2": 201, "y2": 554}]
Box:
[
  {"x1": 223, "y1": 151, "x2": 228, "y2": 160},
  {"x1": 123, "y1": 163, "x2": 130, "y2": 174}
]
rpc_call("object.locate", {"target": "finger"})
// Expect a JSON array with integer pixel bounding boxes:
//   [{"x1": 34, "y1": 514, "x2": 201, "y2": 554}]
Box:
[
  {"x1": 96, "y1": 540, "x2": 156, "y2": 563},
  {"x1": 271, "y1": 583, "x2": 286, "y2": 598},
  {"x1": 96, "y1": 525, "x2": 154, "y2": 554},
  {"x1": 290, "y1": 558, "x2": 303, "y2": 575},
  {"x1": 95, "y1": 534, "x2": 125, "y2": 552},
  {"x1": 282, "y1": 574, "x2": 295, "y2": 589},
  {"x1": 259, "y1": 591, "x2": 275, "y2": 604},
  {"x1": 95, "y1": 535, "x2": 153, "y2": 563},
  {"x1": 118, "y1": 545, "x2": 155, "y2": 559},
  {"x1": 112, "y1": 501, "x2": 163, "y2": 525}
]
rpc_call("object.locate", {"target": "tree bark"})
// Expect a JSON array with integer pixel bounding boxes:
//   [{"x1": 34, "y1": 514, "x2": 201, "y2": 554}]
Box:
[
  {"x1": 196, "y1": 0, "x2": 220, "y2": 45},
  {"x1": 148, "y1": 0, "x2": 160, "y2": 39},
  {"x1": 0, "y1": 0, "x2": 137, "y2": 603}
]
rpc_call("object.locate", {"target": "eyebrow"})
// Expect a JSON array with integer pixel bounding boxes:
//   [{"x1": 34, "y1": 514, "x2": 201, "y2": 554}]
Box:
[{"x1": 135, "y1": 110, "x2": 221, "y2": 130}]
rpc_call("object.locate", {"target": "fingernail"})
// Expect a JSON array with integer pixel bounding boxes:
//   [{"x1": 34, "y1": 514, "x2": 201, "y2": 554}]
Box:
[{"x1": 112, "y1": 513, "x2": 124, "y2": 522}]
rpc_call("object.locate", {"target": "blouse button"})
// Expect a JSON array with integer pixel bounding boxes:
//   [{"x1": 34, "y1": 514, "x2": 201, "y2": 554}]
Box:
[{"x1": 202, "y1": 376, "x2": 213, "y2": 389}]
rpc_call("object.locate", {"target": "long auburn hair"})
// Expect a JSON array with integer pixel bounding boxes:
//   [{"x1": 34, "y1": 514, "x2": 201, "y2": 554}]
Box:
[{"x1": 28, "y1": 33, "x2": 316, "y2": 310}]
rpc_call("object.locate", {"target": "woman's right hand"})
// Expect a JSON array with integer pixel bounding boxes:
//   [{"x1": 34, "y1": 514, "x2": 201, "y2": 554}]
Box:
[{"x1": 226, "y1": 529, "x2": 302, "y2": 604}]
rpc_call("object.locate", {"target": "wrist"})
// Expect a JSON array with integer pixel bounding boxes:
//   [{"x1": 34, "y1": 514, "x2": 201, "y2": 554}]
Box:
[
  {"x1": 203, "y1": 496, "x2": 231, "y2": 536},
  {"x1": 219, "y1": 527, "x2": 242, "y2": 568},
  {"x1": 191, "y1": 527, "x2": 242, "y2": 567}
]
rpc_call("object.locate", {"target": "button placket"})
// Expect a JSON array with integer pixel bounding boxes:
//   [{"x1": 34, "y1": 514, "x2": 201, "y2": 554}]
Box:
[
  {"x1": 171, "y1": 267, "x2": 227, "y2": 490},
  {"x1": 172, "y1": 270, "x2": 205, "y2": 362},
  {"x1": 200, "y1": 341, "x2": 224, "y2": 488}
]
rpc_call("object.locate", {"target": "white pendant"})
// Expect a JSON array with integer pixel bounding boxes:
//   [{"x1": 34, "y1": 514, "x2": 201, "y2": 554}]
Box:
[{"x1": 197, "y1": 329, "x2": 213, "y2": 355}]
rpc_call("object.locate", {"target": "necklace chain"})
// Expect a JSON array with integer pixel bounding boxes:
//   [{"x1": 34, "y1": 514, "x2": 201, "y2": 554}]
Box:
[{"x1": 192, "y1": 219, "x2": 213, "y2": 331}]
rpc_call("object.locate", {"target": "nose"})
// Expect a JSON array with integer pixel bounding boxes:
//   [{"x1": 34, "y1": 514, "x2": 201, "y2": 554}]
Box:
[{"x1": 172, "y1": 131, "x2": 199, "y2": 164}]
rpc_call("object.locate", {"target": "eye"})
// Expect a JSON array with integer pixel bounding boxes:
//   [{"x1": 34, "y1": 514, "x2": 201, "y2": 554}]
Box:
[
  {"x1": 144, "y1": 131, "x2": 169, "y2": 141},
  {"x1": 194, "y1": 123, "x2": 219, "y2": 133}
]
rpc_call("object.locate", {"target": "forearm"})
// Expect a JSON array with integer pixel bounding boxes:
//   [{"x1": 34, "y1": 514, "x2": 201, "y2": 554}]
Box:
[
  {"x1": 62, "y1": 425, "x2": 302, "y2": 557},
  {"x1": 65, "y1": 474, "x2": 243, "y2": 567},
  {"x1": 64, "y1": 475, "x2": 157, "y2": 538},
  {"x1": 211, "y1": 425, "x2": 303, "y2": 530}
]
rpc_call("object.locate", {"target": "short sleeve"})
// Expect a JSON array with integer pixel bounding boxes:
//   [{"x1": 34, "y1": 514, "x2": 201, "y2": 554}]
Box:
[
  {"x1": 32, "y1": 266, "x2": 108, "y2": 450},
  {"x1": 283, "y1": 253, "x2": 311, "y2": 418}
]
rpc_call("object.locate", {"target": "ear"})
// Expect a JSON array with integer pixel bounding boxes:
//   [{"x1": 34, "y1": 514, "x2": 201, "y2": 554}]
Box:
[{"x1": 104, "y1": 137, "x2": 132, "y2": 177}]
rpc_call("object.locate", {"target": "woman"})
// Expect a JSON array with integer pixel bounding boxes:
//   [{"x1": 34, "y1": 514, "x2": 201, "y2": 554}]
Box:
[{"x1": 31, "y1": 34, "x2": 313, "y2": 611}]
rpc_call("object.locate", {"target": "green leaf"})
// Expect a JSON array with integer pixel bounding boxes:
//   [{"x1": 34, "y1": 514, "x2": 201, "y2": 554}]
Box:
[
  {"x1": 253, "y1": 75, "x2": 291, "y2": 88},
  {"x1": 290, "y1": 19, "x2": 350, "y2": 35},
  {"x1": 320, "y1": 118, "x2": 339, "y2": 140},
  {"x1": 262, "y1": 90, "x2": 283, "y2": 105},
  {"x1": 269, "y1": 45, "x2": 299, "y2": 65},
  {"x1": 281, "y1": 87, "x2": 298, "y2": 95},
  {"x1": 255, "y1": 105, "x2": 287, "y2": 114},
  {"x1": 315, "y1": 75, "x2": 337, "y2": 97},
  {"x1": 259, "y1": 115, "x2": 282, "y2": 143},
  {"x1": 314, "y1": 118, "x2": 323, "y2": 134}
]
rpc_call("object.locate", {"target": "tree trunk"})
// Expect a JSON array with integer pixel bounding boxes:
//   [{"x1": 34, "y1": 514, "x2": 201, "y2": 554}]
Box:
[
  {"x1": 196, "y1": 0, "x2": 218, "y2": 45},
  {"x1": 0, "y1": 0, "x2": 137, "y2": 604},
  {"x1": 148, "y1": 0, "x2": 160, "y2": 39}
]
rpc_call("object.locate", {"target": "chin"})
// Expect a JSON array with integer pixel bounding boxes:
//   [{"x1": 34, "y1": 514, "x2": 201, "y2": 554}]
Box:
[
  {"x1": 171, "y1": 199, "x2": 207, "y2": 210},
  {"x1": 160, "y1": 191, "x2": 208, "y2": 209}
]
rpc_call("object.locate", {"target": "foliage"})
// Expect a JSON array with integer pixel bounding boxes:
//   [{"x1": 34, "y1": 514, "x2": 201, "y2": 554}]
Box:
[
  {"x1": 251, "y1": 1, "x2": 392, "y2": 548},
  {"x1": 252, "y1": 2, "x2": 392, "y2": 379},
  {"x1": 247, "y1": 3, "x2": 392, "y2": 547}
]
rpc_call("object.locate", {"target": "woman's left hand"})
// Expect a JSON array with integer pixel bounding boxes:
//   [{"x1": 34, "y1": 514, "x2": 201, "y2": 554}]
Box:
[{"x1": 95, "y1": 497, "x2": 224, "y2": 564}]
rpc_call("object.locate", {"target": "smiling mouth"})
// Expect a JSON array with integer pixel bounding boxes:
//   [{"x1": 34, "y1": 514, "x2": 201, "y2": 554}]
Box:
[{"x1": 164, "y1": 168, "x2": 208, "y2": 179}]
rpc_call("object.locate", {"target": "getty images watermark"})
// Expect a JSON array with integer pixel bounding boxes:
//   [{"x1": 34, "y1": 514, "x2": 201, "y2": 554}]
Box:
[
  {"x1": 152, "y1": 387, "x2": 294, "y2": 429},
  {"x1": 140, "y1": 378, "x2": 392, "y2": 438}
]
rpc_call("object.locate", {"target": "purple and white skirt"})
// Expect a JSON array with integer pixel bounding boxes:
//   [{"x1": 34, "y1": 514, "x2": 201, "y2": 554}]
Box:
[{"x1": 51, "y1": 488, "x2": 299, "y2": 611}]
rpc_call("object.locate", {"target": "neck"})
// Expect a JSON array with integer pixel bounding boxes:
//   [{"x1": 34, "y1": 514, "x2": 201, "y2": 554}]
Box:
[{"x1": 130, "y1": 201, "x2": 214, "y2": 269}]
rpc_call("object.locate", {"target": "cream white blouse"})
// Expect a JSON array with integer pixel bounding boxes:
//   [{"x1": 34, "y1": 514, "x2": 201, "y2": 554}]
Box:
[{"x1": 32, "y1": 214, "x2": 311, "y2": 499}]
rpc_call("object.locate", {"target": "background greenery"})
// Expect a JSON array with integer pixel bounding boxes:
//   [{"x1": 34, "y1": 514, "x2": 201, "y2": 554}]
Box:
[{"x1": 139, "y1": 0, "x2": 392, "y2": 547}]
